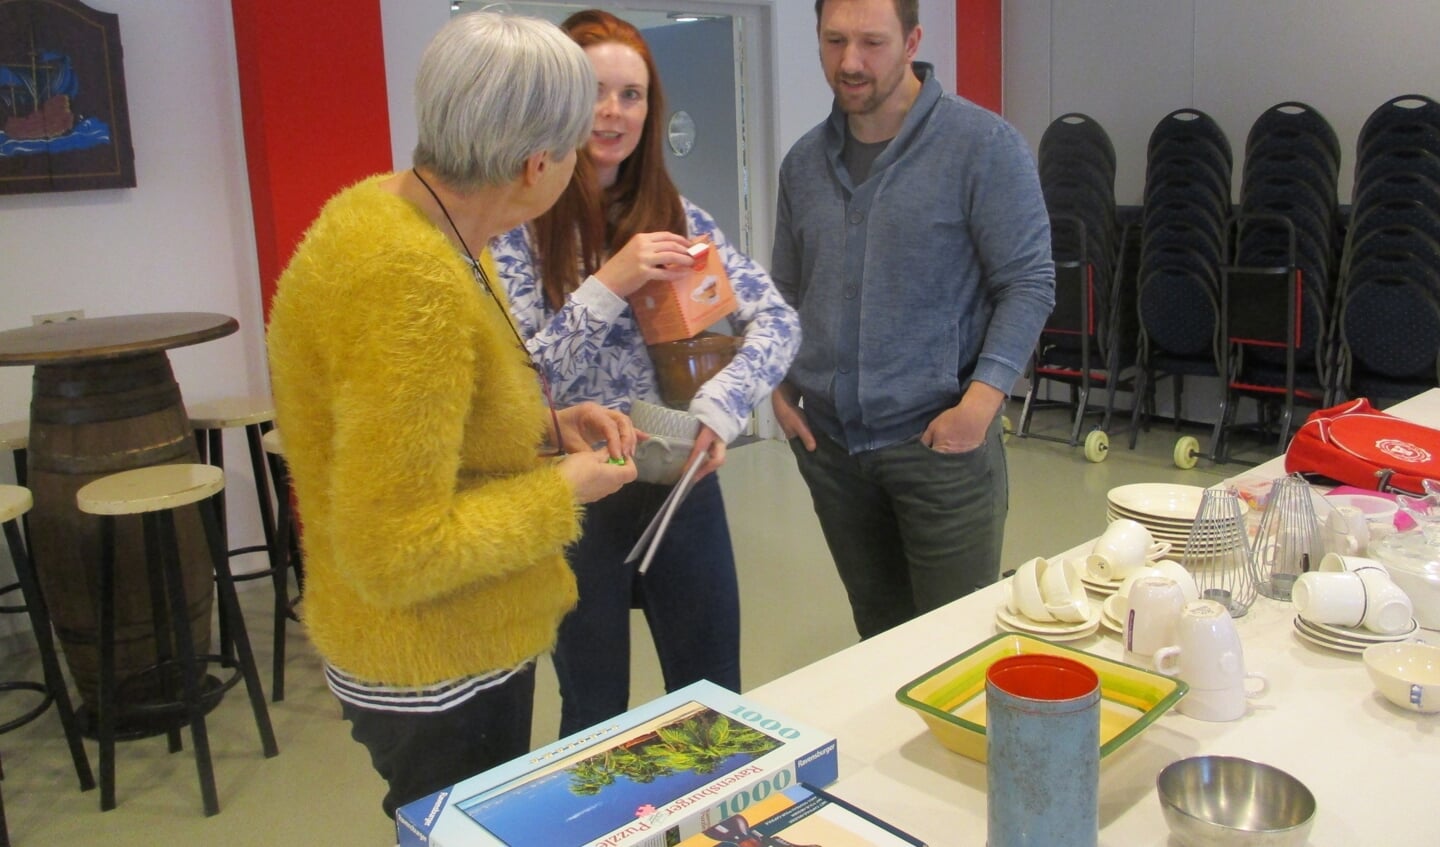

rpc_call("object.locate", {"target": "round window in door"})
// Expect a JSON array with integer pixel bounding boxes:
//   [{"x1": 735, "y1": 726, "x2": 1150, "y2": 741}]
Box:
[{"x1": 667, "y1": 110, "x2": 697, "y2": 157}]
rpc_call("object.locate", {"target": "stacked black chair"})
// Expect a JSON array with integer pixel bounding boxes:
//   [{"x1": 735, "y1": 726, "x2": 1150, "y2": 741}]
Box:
[
  {"x1": 1213, "y1": 102, "x2": 1343, "y2": 460},
  {"x1": 1130, "y1": 108, "x2": 1233, "y2": 467},
  {"x1": 1336, "y1": 94, "x2": 1440, "y2": 404},
  {"x1": 1018, "y1": 113, "x2": 1133, "y2": 461}
]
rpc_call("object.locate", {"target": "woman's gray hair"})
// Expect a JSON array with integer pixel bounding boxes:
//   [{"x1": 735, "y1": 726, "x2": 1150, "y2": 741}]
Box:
[{"x1": 413, "y1": 13, "x2": 595, "y2": 191}]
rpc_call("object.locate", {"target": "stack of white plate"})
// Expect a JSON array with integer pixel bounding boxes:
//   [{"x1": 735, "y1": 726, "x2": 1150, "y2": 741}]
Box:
[
  {"x1": 1292, "y1": 615, "x2": 1420, "y2": 655},
  {"x1": 1106, "y1": 483, "x2": 1250, "y2": 558}
]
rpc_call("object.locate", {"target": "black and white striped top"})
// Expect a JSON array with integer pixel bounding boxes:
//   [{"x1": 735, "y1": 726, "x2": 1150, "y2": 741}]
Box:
[{"x1": 324, "y1": 659, "x2": 534, "y2": 714}]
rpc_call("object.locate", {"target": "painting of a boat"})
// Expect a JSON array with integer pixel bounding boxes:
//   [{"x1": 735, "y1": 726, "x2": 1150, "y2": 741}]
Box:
[{"x1": 0, "y1": 0, "x2": 135, "y2": 194}]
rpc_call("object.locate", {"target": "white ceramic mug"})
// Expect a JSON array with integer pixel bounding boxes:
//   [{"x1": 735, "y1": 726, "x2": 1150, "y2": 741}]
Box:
[
  {"x1": 1356, "y1": 567, "x2": 1414, "y2": 635},
  {"x1": 1154, "y1": 599, "x2": 1269, "y2": 721},
  {"x1": 1088, "y1": 519, "x2": 1172, "y2": 582},
  {"x1": 1292, "y1": 571, "x2": 1366, "y2": 627},
  {"x1": 1123, "y1": 576, "x2": 1185, "y2": 664},
  {"x1": 1151, "y1": 559, "x2": 1200, "y2": 602},
  {"x1": 1325, "y1": 505, "x2": 1370, "y2": 556}
]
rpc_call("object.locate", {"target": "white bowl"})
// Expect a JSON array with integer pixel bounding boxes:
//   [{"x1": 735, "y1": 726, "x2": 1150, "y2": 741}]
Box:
[
  {"x1": 632, "y1": 434, "x2": 694, "y2": 484},
  {"x1": 1326, "y1": 493, "x2": 1399, "y2": 525},
  {"x1": 1363, "y1": 642, "x2": 1440, "y2": 713},
  {"x1": 1010, "y1": 558, "x2": 1055, "y2": 622}
]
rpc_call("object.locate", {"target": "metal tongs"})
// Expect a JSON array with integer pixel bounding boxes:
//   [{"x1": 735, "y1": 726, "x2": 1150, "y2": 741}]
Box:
[{"x1": 624, "y1": 450, "x2": 706, "y2": 574}]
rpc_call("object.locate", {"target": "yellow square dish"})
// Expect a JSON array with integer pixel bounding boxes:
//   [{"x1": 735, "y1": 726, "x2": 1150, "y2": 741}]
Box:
[{"x1": 895, "y1": 632, "x2": 1188, "y2": 763}]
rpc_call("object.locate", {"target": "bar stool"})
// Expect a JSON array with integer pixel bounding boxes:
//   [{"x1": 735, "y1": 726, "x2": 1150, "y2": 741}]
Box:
[
  {"x1": 0, "y1": 422, "x2": 29, "y2": 547},
  {"x1": 0, "y1": 485, "x2": 95, "y2": 845},
  {"x1": 77, "y1": 464, "x2": 278, "y2": 816},
  {"x1": 188, "y1": 397, "x2": 291, "y2": 700},
  {"x1": 0, "y1": 422, "x2": 25, "y2": 487}
]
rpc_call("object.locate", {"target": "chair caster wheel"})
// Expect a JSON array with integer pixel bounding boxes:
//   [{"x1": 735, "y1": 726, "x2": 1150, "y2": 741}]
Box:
[
  {"x1": 1174, "y1": 435, "x2": 1200, "y2": 469},
  {"x1": 1084, "y1": 429, "x2": 1109, "y2": 463}
]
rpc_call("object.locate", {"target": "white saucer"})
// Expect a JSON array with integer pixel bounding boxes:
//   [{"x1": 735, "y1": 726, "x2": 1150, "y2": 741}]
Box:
[
  {"x1": 996, "y1": 616, "x2": 1102, "y2": 642},
  {"x1": 1292, "y1": 618, "x2": 1366, "y2": 655},
  {"x1": 1080, "y1": 573, "x2": 1121, "y2": 596},
  {"x1": 995, "y1": 604, "x2": 1101, "y2": 636},
  {"x1": 1298, "y1": 615, "x2": 1419, "y2": 644}
]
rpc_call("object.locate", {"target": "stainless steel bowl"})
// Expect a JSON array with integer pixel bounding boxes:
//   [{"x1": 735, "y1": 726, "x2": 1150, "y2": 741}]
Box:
[{"x1": 1156, "y1": 756, "x2": 1316, "y2": 846}]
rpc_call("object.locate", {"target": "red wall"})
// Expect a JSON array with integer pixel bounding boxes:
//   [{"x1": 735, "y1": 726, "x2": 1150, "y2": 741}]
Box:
[
  {"x1": 231, "y1": 0, "x2": 394, "y2": 319},
  {"x1": 955, "y1": 0, "x2": 1002, "y2": 112}
]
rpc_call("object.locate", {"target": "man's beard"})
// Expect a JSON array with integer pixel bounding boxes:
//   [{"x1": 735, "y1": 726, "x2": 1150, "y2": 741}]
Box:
[{"x1": 833, "y1": 73, "x2": 880, "y2": 114}]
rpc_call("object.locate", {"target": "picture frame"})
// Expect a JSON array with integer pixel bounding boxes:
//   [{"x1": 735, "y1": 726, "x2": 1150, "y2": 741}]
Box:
[{"x1": 0, "y1": 0, "x2": 136, "y2": 195}]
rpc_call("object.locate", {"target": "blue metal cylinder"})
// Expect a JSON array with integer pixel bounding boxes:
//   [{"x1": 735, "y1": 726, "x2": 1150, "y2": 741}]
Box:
[{"x1": 986, "y1": 654, "x2": 1101, "y2": 847}]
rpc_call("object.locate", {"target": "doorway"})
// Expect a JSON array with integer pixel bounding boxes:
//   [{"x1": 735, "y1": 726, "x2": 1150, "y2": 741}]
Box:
[{"x1": 454, "y1": 1, "x2": 771, "y2": 257}]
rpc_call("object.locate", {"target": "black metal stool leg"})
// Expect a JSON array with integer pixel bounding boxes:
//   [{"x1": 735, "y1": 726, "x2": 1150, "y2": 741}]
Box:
[
  {"x1": 0, "y1": 750, "x2": 8, "y2": 847},
  {"x1": 96, "y1": 515, "x2": 117, "y2": 812},
  {"x1": 202, "y1": 428, "x2": 235, "y2": 664},
  {"x1": 1, "y1": 519, "x2": 94, "y2": 791},
  {"x1": 139, "y1": 514, "x2": 184, "y2": 755},
  {"x1": 198, "y1": 500, "x2": 279, "y2": 759},
  {"x1": 243, "y1": 423, "x2": 287, "y2": 701},
  {"x1": 154, "y1": 510, "x2": 219, "y2": 816}
]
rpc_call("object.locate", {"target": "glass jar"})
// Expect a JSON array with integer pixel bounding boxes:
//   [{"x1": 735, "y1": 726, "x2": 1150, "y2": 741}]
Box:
[{"x1": 1370, "y1": 529, "x2": 1440, "y2": 629}]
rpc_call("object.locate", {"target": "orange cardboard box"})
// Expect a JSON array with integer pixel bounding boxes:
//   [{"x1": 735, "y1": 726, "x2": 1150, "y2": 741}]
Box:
[{"x1": 628, "y1": 240, "x2": 737, "y2": 345}]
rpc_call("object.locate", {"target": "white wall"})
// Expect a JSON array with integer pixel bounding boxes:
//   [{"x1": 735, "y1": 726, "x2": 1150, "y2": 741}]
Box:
[
  {"x1": 0, "y1": 1, "x2": 266, "y2": 633},
  {"x1": 0, "y1": 1, "x2": 266, "y2": 428},
  {"x1": 1003, "y1": 0, "x2": 1440, "y2": 205}
]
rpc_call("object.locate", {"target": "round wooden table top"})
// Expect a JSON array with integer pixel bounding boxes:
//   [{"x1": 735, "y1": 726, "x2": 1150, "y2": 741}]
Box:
[{"x1": 0, "y1": 312, "x2": 238, "y2": 366}]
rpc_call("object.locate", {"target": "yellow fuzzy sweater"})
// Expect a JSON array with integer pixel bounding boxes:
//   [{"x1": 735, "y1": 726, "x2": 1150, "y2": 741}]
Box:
[{"x1": 266, "y1": 175, "x2": 580, "y2": 686}]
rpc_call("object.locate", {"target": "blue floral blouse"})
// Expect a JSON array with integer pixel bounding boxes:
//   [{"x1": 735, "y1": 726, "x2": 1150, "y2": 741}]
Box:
[{"x1": 490, "y1": 199, "x2": 799, "y2": 444}]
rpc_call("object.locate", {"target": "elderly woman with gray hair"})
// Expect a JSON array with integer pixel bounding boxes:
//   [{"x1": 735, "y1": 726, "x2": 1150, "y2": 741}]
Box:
[{"x1": 266, "y1": 13, "x2": 638, "y2": 818}]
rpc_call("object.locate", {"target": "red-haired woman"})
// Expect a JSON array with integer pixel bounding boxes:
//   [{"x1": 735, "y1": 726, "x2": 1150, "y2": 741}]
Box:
[{"x1": 491, "y1": 9, "x2": 799, "y2": 737}]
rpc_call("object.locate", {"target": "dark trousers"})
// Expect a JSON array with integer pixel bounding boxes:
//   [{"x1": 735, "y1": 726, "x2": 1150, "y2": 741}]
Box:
[
  {"x1": 791, "y1": 415, "x2": 1009, "y2": 639},
  {"x1": 340, "y1": 665, "x2": 536, "y2": 821},
  {"x1": 552, "y1": 474, "x2": 740, "y2": 737}
]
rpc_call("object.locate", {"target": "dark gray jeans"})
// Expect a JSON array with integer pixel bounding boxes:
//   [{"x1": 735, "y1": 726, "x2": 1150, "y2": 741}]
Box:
[{"x1": 791, "y1": 415, "x2": 1008, "y2": 639}]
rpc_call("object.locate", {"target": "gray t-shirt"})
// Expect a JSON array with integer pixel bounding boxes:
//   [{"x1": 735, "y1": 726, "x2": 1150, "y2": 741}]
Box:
[{"x1": 842, "y1": 128, "x2": 891, "y2": 185}]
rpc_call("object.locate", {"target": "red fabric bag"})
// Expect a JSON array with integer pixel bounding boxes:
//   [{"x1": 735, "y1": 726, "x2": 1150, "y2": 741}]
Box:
[{"x1": 1284, "y1": 398, "x2": 1440, "y2": 494}]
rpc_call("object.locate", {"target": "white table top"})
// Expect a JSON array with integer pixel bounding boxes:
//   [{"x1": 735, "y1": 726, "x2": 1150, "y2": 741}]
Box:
[{"x1": 749, "y1": 390, "x2": 1440, "y2": 846}]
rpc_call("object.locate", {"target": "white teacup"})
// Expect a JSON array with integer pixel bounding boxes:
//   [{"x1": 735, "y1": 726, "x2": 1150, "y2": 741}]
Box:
[
  {"x1": 1011, "y1": 557, "x2": 1054, "y2": 622},
  {"x1": 1088, "y1": 518, "x2": 1171, "y2": 582},
  {"x1": 1154, "y1": 599, "x2": 1269, "y2": 721},
  {"x1": 1292, "y1": 571, "x2": 1366, "y2": 628},
  {"x1": 1319, "y1": 552, "x2": 1387, "y2": 577},
  {"x1": 1039, "y1": 558, "x2": 1091, "y2": 622},
  {"x1": 1356, "y1": 567, "x2": 1414, "y2": 635},
  {"x1": 1123, "y1": 576, "x2": 1185, "y2": 665}
]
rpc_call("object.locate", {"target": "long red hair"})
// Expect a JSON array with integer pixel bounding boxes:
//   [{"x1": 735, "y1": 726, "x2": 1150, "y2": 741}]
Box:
[{"x1": 530, "y1": 9, "x2": 686, "y2": 309}]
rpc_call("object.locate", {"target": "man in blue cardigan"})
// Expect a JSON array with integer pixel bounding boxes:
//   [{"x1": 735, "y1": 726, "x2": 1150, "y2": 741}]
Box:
[{"x1": 771, "y1": 0, "x2": 1055, "y2": 638}]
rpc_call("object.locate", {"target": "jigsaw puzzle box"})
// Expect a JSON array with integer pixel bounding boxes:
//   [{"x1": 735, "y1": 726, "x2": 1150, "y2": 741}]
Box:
[{"x1": 396, "y1": 680, "x2": 838, "y2": 847}]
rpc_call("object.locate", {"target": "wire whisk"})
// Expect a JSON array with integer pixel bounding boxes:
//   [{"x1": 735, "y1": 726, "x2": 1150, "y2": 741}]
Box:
[
  {"x1": 1181, "y1": 487, "x2": 1257, "y2": 617},
  {"x1": 1251, "y1": 473, "x2": 1324, "y2": 601}
]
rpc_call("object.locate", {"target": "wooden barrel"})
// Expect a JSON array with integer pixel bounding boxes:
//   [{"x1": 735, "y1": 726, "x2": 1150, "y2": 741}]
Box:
[{"x1": 27, "y1": 351, "x2": 214, "y2": 716}]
